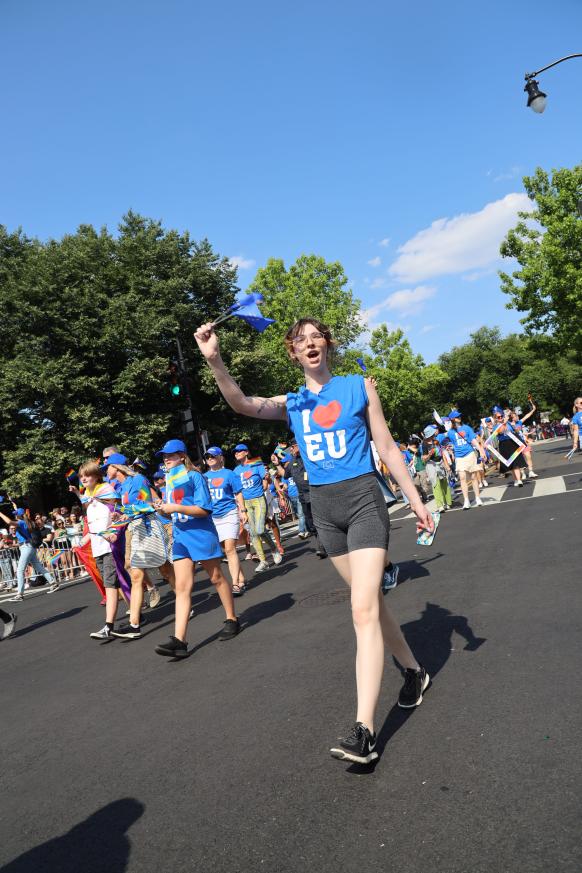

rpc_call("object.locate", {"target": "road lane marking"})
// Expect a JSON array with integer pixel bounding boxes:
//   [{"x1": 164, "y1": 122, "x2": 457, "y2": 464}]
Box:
[{"x1": 533, "y1": 476, "x2": 567, "y2": 497}]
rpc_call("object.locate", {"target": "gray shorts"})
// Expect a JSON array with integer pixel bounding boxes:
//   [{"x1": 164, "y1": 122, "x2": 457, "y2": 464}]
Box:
[
  {"x1": 95, "y1": 552, "x2": 119, "y2": 589},
  {"x1": 310, "y1": 473, "x2": 391, "y2": 557}
]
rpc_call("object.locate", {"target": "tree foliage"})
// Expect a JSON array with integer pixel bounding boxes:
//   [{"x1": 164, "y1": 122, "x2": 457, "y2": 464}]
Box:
[
  {"x1": 499, "y1": 164, "x2": 582, "y2": 354},
  {"x1": 0, "y1": 213, "x2": 238, "y2": 500}
]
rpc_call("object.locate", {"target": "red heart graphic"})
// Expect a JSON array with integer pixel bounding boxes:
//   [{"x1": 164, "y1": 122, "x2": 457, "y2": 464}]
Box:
[
  {"x1": 211, "y1": 478, "x2": 224, "y2": 487},
  {"x1": 458, "y1": 430, "x2": 466, "y2": 439},
  {"x1": 243, "y1": 470, "x2": 253, "y2": 479},
  {"x1": 173, "y1": 488, "x2": 185, "y2": 505},
  {"x1": 312, "y1": 401, "x2": 342, "y2": 429}
]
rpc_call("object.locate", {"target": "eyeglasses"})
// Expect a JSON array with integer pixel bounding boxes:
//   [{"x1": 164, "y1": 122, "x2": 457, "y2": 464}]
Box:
[{"x1": 291, "y1": 332, "x2": 326, "y2": 349}]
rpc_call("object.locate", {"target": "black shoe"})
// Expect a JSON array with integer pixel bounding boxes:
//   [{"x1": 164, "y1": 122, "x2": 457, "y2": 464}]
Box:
[
  {"x1": 111, "y1": 623, "x2": 142, "y2": 640},
  {"x1": 155, "y1": 636, "x2": 188, "y2": 658},
  {"x1": 218, "y1": 618, "x2": 240, "y2": 641},
  {"x1": 1, "y1": 612, "x2": 16, "y2": 640},
  {"x1": 398, "y1": 665, "x2": 430, "y2": 708},
  {"x1": 330, "y1": 722, "x2": 378, "y2": 764}
]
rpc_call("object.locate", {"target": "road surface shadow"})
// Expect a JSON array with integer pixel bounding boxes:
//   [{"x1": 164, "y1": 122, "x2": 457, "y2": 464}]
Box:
[
  {"x1": 9, "y1": 607, "x2": 87, "y2": 640},
  {"x1": 0, "y1": 798, "x2": 144, "y2": 873},
  {"x1": 347, "y1": 601, "x2": 486, "y2": 774},
  {"x1": 395, "y1": 553, "x2": 445, "y2": 585}
]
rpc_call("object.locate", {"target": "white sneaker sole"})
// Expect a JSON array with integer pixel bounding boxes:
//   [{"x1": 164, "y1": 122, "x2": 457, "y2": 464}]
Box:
[{"x1": 330, "y1": 747, "x2": 378, "y2": 764}]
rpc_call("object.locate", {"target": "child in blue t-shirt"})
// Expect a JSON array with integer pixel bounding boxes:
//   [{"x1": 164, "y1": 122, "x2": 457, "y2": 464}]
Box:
[{"x1": 153, "y1": 439, "x2": 239, "y2": 659}]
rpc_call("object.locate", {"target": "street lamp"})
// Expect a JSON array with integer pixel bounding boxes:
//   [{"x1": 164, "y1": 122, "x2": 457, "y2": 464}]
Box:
[{"x1": 524, "y1": 53, "x2": 582, "y2": 113}]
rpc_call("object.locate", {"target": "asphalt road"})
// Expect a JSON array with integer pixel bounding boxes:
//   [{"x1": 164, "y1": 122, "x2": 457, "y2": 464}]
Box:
[{"x1": 2, "y1": 440, "x2": 581, "y2": 873}]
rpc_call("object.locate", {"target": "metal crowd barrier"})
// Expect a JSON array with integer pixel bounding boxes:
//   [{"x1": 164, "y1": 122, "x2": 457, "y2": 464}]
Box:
[{"x1": 0, "y1": 544, "x2": 87, "y2": 591}]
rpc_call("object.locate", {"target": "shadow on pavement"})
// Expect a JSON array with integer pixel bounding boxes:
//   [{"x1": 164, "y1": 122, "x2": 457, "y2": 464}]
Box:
[
  {"x1": 10, "y1": 607, "x2": 87, "y2": 640},
  {"x1": 348, "y1": 601, "x2": 486, "y2": 774},
  {"x1": 396, "y1": 553, "x2": 445, "y2": 585},
  {"x1": 0, "y1": 798, "x2": 144, "y2": 873},
  {"x1": 239, "y1": 591, "x2": 295, "y2": 629}
]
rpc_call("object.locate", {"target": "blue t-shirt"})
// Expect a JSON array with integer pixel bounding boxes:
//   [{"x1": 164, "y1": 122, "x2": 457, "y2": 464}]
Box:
[
  {"x1": 15, "y1": 520, "x2": 31, "y2": 544},
  {"x1": 498, "y1": 421, "x2": 520, "y2": 443},
  {"x1": 233, "y1": 462, "x2": 267, "y2": 500},
  {"x1": 448, "y1": 425, "x2": 478, "y2": 458},
  {"x1": 204, "y1": 468, "x2": 242, "y2": 517},
  {"x1": 284, "y1": 475, "x2": 299, "y2": 499},
  {"x1": 119, "y1": 472, "x2": 154, "y2": 515},
  {"x1": 165, "y1": 465, "x2": 222, "y2": 559},
  {"x1": 571, "y1": 412, "x2": 582, "y2": 428},
  {"x1": 286, "y1": 374, "x2": 374, "y2": 486}
]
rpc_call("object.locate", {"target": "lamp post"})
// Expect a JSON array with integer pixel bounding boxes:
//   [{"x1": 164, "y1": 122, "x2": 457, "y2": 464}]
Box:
[{"x1": 524, "y1": 53, "x2": 582, "y2": 113}]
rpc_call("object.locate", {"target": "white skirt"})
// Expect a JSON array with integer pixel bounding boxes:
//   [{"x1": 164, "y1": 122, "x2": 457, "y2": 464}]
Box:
[{"x1": 213, "y1": 508, "x2": 240, "y2": 543}]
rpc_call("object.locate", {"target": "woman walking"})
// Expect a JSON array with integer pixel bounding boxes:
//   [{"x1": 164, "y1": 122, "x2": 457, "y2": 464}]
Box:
[
  {"x1": 154, "y1": 439, "x2": 239, "y2": 658},
  {"x1": 203, "y1": 446, "x2": 247, "y2": 595},
  {"x1": 195, "y1": 317, "x2": 433, "y2": 764}
]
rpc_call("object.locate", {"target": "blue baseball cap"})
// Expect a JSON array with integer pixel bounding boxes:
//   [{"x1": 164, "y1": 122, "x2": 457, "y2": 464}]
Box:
[
  {"x1": 153, "y1": 469, "x2": 166, "y2": 480},
  {"x1": 15, "y1": 508, "x2": 25, "y2": 517},
  {"x1": 449, "y1": 409, "x2": 462, "y2": 419},
  {"x1": 234, "y1": 443, "x2": 248, "y2": 452},
  {"x1": 101, "y1": 452, "x2": 128, "y2": 468},
  {"x1": 205, "y1": 446, "x2": 223, "y2": 457},
  {"x1": 423, "y1": 425, "x2": 438, "y2": 438},
  {"x1": 485, "y1": 416, "x2": 492, "y2": 423},
  {"x1": 156, "y1": 439, "x2": 187, "y2": 455},
  {"x1": 492, "y1": 405, "x2": 504, "y2": 414}
]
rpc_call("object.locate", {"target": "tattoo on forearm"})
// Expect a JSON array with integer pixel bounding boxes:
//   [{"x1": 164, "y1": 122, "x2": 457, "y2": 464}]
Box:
[{"x1": 255, "y1": 398, "x2": 283, "y2": 414}]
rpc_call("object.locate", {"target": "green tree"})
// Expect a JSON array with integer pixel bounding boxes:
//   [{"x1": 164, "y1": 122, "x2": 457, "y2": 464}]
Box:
[
  {"x1": 499, "y1": 164, "x2": 582, "y2": 354},
  {"x1": 0, "y1": 213, "x2": 238, "y2": 501},
  {"x1": 353, "y1": 326, "x2": 447, "y2": 438}
]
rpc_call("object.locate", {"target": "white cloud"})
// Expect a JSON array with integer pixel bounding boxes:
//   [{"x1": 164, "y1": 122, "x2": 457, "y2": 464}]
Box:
[
  {"x1": 367, "y1": 256, "x2": 381, "y2": 267},
  {"x1": 370, "y1": 276, "x2": 389, "y2": 289},
  {"x1": 378, "y1": 237, "x2": 391, "y2": 247},
  {"x1": 229, "y1": 255, "x2": 256, "y2": 270},
  {"x1": 362, "y1": 286, "x2": 436, "y2": 323},
  {"x1": 419, "y1": 324, "x2": 438, "y2": 335},
  {"x1": 493, "y1": 165, "x2": 523, "y2": 183},
  {"x1": 388, "y1": 193, "x2": 531, "y2": 283},
  {"x1": 461, "y1": 268, "x2": 495, "y2": 282}
]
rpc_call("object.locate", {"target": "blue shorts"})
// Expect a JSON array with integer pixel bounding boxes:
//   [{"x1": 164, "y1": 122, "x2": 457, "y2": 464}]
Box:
[{"x1": 172, "y1": 525, "x2": 223, "y2": 563}]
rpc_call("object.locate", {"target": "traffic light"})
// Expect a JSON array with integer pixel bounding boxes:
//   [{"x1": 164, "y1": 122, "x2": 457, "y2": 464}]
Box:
[{"x1": 167, "y1": 360, "x2": 182, "y2": 398}]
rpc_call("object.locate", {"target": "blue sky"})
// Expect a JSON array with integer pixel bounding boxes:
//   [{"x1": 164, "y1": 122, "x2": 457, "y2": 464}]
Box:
[{"x1": 2, "y1": 0, "x2": 581, "y2": 362}]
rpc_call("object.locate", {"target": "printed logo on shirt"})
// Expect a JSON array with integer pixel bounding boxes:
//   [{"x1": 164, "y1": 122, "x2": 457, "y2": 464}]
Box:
[
  {"x1": 211, "y1": 478, "x2": 224, "y2": 487},
  {"x1": 312, "y1": 401, "x2": 342, "y2": 429},
  {"x1": 173, "y1": 488, "x2": 185, "y2": 505},
  {"x1": 302, "y1": 407, "x2": 347, "y2": 465},
  {"x1": 243, "y1": 470, "x2": 252, "y2": 479}
]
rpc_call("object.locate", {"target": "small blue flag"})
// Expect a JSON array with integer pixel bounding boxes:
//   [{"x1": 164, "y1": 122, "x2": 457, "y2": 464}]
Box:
[
  {"x1": 214, "y1": 292, "x2": 275, "y2": 333},
  {"x1": 356, "y1": 357, "x2": 367, "y2": 373}
]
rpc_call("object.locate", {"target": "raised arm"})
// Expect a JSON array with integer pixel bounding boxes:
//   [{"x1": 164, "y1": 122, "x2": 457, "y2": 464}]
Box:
[
  {"x1": 364, "y1": 381, "x2": 433, "y2": 531},
  {"x1": 194, "y1": 323, "x2": 287, "y2": 421},
  {"x1": 520, "y1": 403, "x2": 536, "y2": 425}
]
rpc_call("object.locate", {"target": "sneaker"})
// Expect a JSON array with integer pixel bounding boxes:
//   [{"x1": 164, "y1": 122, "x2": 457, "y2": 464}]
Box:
[
  {"x1": 218, "y1": 618, "x2": 240, "y2": 641},
  {"x1": 330, "y1": 722, "x2": 378, "y2": 764},
  {"x1": 463, "y1": 500, "x2": 471, "y2": 510},
  {"x1": 155, "y1": 636, "x2": 188, "y2": 658},
  {"x1": 1, "y1": 612, "x2": 16, "y2": 640},
  {"x1": 272, "y1": 552, "x2": 283, "y2": 565},
  {"x1": 147, "y1": 587, "x2": 161, "y2": 609},
  {"x1": 529, "y1": 471, "x2": 538, "y2": 478},
  {"x1": 298, "y1": 532, "x2": 309, "y2": 539},
  {"x1": 513, "y1": 481, "x2": 520, "y2": 487},
  {"x1": 189, "y1": 606, "x2": 195, "y2": 620},
  {"x1": 517, "y1": 481, "x2": 524, "y2": 487},
  {"x1": 9, "y1": 593, "x2": 24, "y2": 602},
  {"x1": 473, "y1": 498, "x2": 483, "y2": 507},
  {"x1": 481, "y1": 480, "x2": 489, "y2": 487},
  {"x1": 46, "y1": 583, "x2": 60, "y2": 594},
  {"x1": 254, "y1": 561, "x2": 269, "y2": 574},
  {"x1": 90, "y1": 625, "x2": 113, "y2": 641},
  {"x1": 244, "y1": 552, "x2": 252, "y2": 561},
  {"x1": 398, "y1": 665, "x2": 430, "y2": 708},
  {"x1": 111, "y1": 623, "x2": 142, "y2": 640},
  {"x1": 382, "y1": 563, "x2": 400, "y2": 592}
]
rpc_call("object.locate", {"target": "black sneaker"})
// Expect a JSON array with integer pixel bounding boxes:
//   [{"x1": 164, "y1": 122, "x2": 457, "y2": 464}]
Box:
[
  {"x1": 382, "y1": 563, "x2": 400, "y2": 592},
  {"x1": 330, "y1": 722, "x2": 378, "y2": 764},
  {"x1": 1, "y1": 612, "x2": 16, "y2": 640},
  {"x1": 155, "y1": 636, "x2": 188, "y2": 658},
  {"x1": 398, "y1": 665, "x2": 430, "y2": 708},
  {"x1": 218, "y1": 618, "x2": 240, "y2": 641},
  {"x1": 111, "y1": 623, "x2": 142, "y2": 640}
]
